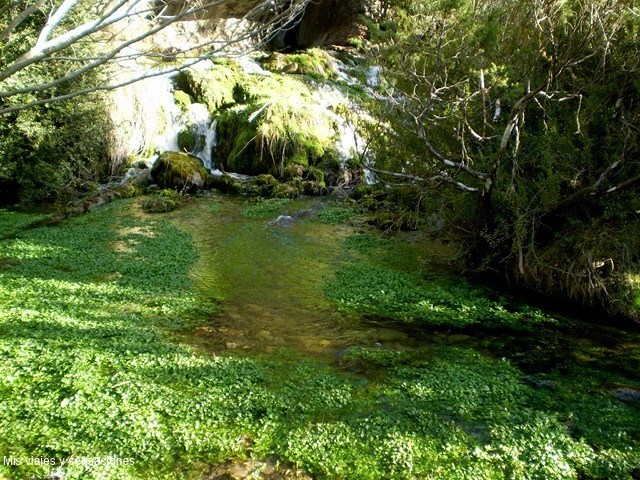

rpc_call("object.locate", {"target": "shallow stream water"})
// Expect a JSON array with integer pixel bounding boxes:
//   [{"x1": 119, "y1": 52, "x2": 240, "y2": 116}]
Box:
[{"x1": 169, "y1": 194, "x2": 640, "y2": 386}]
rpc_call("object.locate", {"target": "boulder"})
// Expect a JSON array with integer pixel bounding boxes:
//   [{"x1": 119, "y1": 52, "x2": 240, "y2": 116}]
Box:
[
  {"x1": 609, "y1": 386, "x2": 640, "y2": 406},
  {"x1": 150, "y1": 152, "x2": 210, "y2": 192}
]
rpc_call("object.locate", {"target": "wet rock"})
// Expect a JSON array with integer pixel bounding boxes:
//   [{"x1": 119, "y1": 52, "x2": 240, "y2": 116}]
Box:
[
  {"x1": 150, "y1": 152, "x2": 210, "y2": 192},
  {"x1": 524, "y1": 376, "x2": 555, "y2": 389},
  {"x1": 270, "y1": 215, "x2": 294, "y2": 226},
  {"x1": 609, "y1": 387, "x2": 640, "y2": 406}
]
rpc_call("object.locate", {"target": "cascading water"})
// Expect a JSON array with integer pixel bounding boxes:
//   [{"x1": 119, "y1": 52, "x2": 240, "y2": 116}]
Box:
[
  {"x1": 175, "y1": 103, "x2": 218, "y2": 172},
  {"x1": 113, "y1": 51, "x2": 384, "y2": 186},
  {"x1": 111, "y1": 71, "x2": 221, "y2": 185}
]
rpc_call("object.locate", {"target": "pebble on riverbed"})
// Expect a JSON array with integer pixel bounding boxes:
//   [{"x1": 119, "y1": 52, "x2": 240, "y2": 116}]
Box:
[{"x1": 203, "y1": 457, "x2": 311, "y2": 479}]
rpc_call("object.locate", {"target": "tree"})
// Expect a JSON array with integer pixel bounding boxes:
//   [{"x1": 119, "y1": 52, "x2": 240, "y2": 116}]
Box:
[
  {"x1": 0, "y1": 0, "x2": 311, "y2": 114},
  {"x1": 363, "y1": 0, "x2": 640, "y2": 318}
]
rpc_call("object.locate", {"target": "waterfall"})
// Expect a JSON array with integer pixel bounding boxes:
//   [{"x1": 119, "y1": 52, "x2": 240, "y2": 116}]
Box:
[
  {"x1": 181, "y1": 104, "x2": 218, "y2": 172},
  {"x1": 109, "y1": 69, "x2": 222, "y2": 176},
  {"x1": 366, "y1": 66, "x2": 381, "y2": 88}
]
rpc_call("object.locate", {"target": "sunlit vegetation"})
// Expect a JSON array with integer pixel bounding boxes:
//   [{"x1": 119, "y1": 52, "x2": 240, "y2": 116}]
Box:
[
  {"x1": 0, "y1": 201, "x2": 638, "y2": 479},
  {"x1": 1, "y1": 1, "x2": 639, "y2": 478}
]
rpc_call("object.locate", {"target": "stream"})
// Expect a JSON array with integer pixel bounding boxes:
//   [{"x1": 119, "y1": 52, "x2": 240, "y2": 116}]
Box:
[
  {"x1": 171, "y1": 194, "x2": 640, "y2": 385},
  {"x1": 2, "y1": 194, "x2": 639, "y2": 479}
]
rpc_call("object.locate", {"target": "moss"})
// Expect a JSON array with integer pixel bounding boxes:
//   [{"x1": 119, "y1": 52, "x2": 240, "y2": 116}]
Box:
[
  {"x1": 141, "y1": 194, "x2": 181, "y2": 213},
  {"x1": 302, "y1": 181, "x2": 327, "y2": 196},
  {"x1": 254, "y1": 174, "x2": 280, "y2": 196},
  {"x1": 175, "y1": 63, "x2": 240, "y2": 111},
  {"x1": 177, "y1": 128, "x2": 195, "y2": 151},
  {"x1": 173, "y1": 89, "x2": 192, "y2": 110},
  {"x1": 216, "y1": 88, "x2": 337, "y2": 177},
  {"x1": 209, "y1": 174, "x2": 246, "y2": 195},
  {"x1": 150, "y1": 152, "x2": 209, "y2": 192},
  {"x1": 260, "y1": 49, "x2": 338, "y2": 80},
  {"x1": 306, "y1": 166, "x2": 325, "y2": 183},
  {"x1": 273, "y1": 182, "x2": 301, "y2": 199},
  {"x1": 284, "y1": 163, "x2": 305, "y2": 180}
]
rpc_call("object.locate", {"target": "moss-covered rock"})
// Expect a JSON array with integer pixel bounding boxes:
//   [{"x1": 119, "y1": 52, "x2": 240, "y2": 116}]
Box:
[
  {"x1": 141, "y1": 193, "x2": 181, "y2": 213},
  {"x1": 302, "y1": 181, "x2": 328, "y2": 196},
  {"x1": 273, "y1": 182, "x2": 301, "y2": 199},
  {"x1": 173, "y1": 90, "x2": 192, "y2": 111},
  {"x1": 283, "y1": 163, "x2": 305, "y2": 180},
  {"x1": 175, "y1": 61, "x2": 240, "y2": 111},
  {"x1": 260, "y1": 49, "x2": 338, "y2": 80},
  {"x1": 174, "y1": 55, "x2": 371, "y2": 186},
  {"x1": 253, "y1": 174, "x2": 280, "y2": 196},
  {"x1": 151, "y1": 152, "x2": 209, "y2": 192},
  {"x1": 217, "y1": 90, "x2": 338, "y2": 177}
]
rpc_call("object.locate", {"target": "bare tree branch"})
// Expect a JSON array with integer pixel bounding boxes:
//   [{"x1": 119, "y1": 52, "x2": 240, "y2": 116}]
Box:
[
  {"x1": 365, "y1": 165, "x2": 479, "y2": 192},
  {"x1": 0, "y1": 0, "x2": 311, "y2": 111}
]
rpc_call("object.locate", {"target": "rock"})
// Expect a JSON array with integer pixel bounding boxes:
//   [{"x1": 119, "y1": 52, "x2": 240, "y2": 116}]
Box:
[
  {"x1": 609, "y1": 387, "x2": 640, "y2": 406},
  {"x1": 302, "y1": 180, "x2": 327, "y2": 196},
  {"x1": 524, "y1": 376, "x2": 555, "y2": 389},
  {"x1": 141, "y1": 194, "x2": 181, "y2": 213},
  {"x1": 150, "y1": 152, "x2": 210, "y2": 192},
  {"x1": 270, "y1": 215, "x2": 294, "y2": 226},
  {"x1": 272, "y1": 182, "x2": 300, "y2": 199}
]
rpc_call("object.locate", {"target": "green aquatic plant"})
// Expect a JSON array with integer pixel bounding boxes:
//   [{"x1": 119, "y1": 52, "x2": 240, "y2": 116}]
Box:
[
  {"x1": 312, "y1": 205, "x2": 360, "y2": 224},
  {"x1": 241, "y1": 198, "x2": 290, "y2": 218},
  {"x1": 0, "y1": 200, "x2": 638, "y2": 479},
  {"x1": 0, "y1": 210, "x2": 50, "y2": 239},
  {"x1": 324, "y1": 263, "x2": 552, "y2": 329}
]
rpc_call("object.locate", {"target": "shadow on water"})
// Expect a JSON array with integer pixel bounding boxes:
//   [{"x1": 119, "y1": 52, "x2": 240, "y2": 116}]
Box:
[{"x1": 170, "y1": 194, "x2": 640, "y2": 389}]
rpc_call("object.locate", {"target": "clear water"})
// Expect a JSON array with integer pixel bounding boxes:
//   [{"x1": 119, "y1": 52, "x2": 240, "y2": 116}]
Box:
[{"x1": 170, "y1": 195, "x2": 640, "y2": 382}]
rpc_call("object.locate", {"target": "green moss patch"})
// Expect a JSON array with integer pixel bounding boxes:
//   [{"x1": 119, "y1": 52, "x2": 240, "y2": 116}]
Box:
[
  {"x1": 150, "y1": 152, "x2": 209, "y2": 192},
  {"x1": 141, "y1": 190, "x2": 181, "y2": 213},
  {"x1": 175, "y1": 61, "x2": 239, "y2": 111},
  {"x1": 216, "y1": 82, "x2": 338, "y2": 177},
  {"x1": 260, "y1": 49, "x2": 338, "y2": 80}
]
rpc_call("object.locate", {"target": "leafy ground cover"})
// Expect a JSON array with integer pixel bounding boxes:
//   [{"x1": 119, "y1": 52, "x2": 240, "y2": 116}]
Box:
[
  {"x1": 0, "y1": 200, "x2": 638, "y2": 479},
  {"x1": 0, "y1": 209, "x2": 50, "y2": 239},
  {"x1": 312, "y1": 204, "x2": 361, "y2": 225},
  {"x1": 324, "y1": 232, "x2": 552, "y2": 330},
  {"x1": 241, "y1": 198, "x2": 291, "y2": 219}
]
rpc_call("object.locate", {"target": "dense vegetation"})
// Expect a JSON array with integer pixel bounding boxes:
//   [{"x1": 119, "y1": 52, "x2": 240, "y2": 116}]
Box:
[
  {"x1": 358, "y1": 0, "x2": 640, "y2": 319},
  {"x1": 1, "y1": 2, "x2": 640, "y2": 479},
  {"x1": 0, "y1": 4, "x2": 111, "y2": 203},
  {"x1": 1, "y1": 199, "x2": 638, "y2": 479}
]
